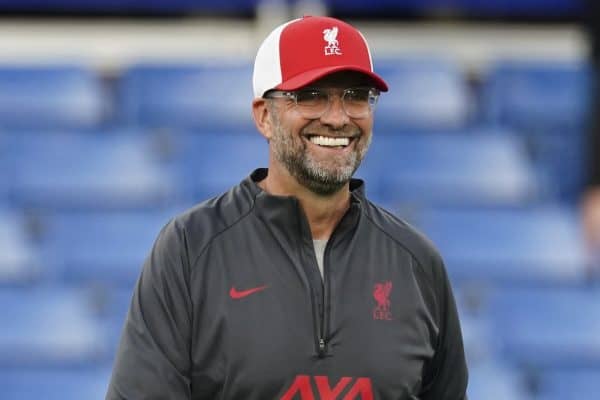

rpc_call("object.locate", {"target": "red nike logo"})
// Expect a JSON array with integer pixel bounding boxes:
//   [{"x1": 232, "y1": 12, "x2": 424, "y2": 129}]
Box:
[{"x1": 229, "y1": 285, "x2": 268, "y2": 299}]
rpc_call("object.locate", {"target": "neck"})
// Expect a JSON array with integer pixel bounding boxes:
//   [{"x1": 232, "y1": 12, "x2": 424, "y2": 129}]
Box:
[{"x1": 259, "y1": 167, "x2": 351, "y2": 240}]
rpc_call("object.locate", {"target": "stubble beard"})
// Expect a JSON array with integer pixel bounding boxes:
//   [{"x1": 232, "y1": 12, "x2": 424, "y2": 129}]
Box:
[{"x1": 269, "y1": 113, "x2": 371, "y2": 196}]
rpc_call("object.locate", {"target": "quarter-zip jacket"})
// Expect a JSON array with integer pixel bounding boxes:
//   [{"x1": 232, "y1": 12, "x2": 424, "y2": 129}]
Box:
[{"x1": 106, "y1": 168, "x2": 468, "y2": 400}]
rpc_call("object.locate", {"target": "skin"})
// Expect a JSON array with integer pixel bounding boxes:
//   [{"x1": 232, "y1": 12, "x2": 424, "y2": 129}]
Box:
[{"x1": 252, "y1": 71, "x2": 375, "y2": 240}]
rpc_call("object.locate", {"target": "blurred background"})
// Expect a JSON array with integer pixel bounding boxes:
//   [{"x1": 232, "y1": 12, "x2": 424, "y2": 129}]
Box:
[{"x1": 0, "y1": 0, "x2": 598, "y2": 398}]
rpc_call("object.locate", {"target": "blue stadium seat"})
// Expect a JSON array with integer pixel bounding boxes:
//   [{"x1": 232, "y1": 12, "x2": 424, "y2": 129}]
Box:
[
  {"x1": 357, "y1": 131, "x2": 541, "y2": 207},
  {"x1": 467, "y1": 361, "x2": 532, "y2": 400},
  {"x1": 11, "y1": 132, "x2": 178, "y2": 211},
  {"x1": 488, "y1": 287, "x2": 600, "y2": 368},
  {"x1": 482, "y1": 60, "x2": 590, "y2": 129},
  {"x1": 373, "y1": 57, "x2": 471, "y2": 132},
  {"x1": 0, "y1": 287, "x2": 108, "y2": 366},
  {"x1": 460, "y1": 0, "x2": 582, "y2": 16},
  {"x1": 119, "y1": 63, "x2": 255, "y2": 133},
  {"x1": 481, "y1": 60, "x2": 591, "y2": 200},
  {"x1": 0, "y1": 65, "x2": 106, "y2": 129},
  {"x1": 415, "y1": 207, "x2": 587, "y2": 285},
  {"x1": 536, "y1": 368, "x2": 600, "y2": 400},
  {"x1": 325, "y1": 0, "x2": 580, "y2": 16},
  {"x1": 39, "y1": 209, "x2": 181, "y2": 287},
  {"x1": 0, "y1": 133, "x2": 11, "y2": 203},
  {"x1": 0, "y1": 366, "x2": 111, "y2": 400},
  {"x1": 0, "y1": 0, "x2": 259, "y2": 14},
  {"x1": 169, "y1": 132, "x2": 268, "y2": 201},
  {"x1": 94, "y1": 287, "x2": 135, "y2": 352},
  {"x1": 0, "y1": 209, "x2": 39, "y2": 284}
]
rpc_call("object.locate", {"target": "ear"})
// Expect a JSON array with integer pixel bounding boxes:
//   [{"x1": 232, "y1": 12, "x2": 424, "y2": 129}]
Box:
[{"x1": 252, "y1": 98, "x2": 274, "y2": 140}]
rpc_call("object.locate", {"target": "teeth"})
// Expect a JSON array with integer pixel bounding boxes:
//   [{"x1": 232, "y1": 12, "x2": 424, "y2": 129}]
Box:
[{"x1": 309, "y1": 136, "x2": 350, "y2": 147}]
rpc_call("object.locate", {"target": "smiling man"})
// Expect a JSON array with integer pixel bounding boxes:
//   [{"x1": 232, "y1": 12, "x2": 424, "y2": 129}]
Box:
[{"x1": 106, "y1": 16, "x2": 468, "y2": 400}]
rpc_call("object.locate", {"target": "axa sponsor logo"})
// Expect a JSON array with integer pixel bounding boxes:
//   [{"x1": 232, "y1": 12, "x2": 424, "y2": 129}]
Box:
[
  {"x1": 373, "y1": 281, "x2": 392, "y2": 321},
  {"x1": 281, "y1": 375, "x2": 373, "y2": 400},
  {"x1": 323, "y1": 27, "x2": 342, "y2": 56}
]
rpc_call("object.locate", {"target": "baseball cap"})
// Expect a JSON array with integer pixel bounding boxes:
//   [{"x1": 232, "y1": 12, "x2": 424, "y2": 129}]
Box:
[{"x1": 253, "y1": 15, "x2": 388, "y2": 98}]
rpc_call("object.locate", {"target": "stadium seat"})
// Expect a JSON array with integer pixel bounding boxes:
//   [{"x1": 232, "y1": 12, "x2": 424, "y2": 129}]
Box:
[
  {"x1": 415, "y1": 206, "x2": 588, "y2": 285},
  {"x1": 536, "y1": 368, "x2": 600, "y2": 400},
  {"x1": 119, "y1": 62, "x2": 255, "y2": 133},
  {"x1": 168, "y1": 132, "x2": 268, "y2": 201},
  {"x1": 357, "y1": 131, "x2": 541, "y2": 207},
  {"x1": 467, "y1": 361, "x2": 532, "y2": 400},
  {"x1": 481, "y1": 60, "x2": 591, "y2": 201},
  {"x1": 11, "y1": 132, "x2": 179, "y2": 211},
  {"x1": 0, "y1": 287, "x2": 108, "y2": 366},
  {"x1": 487, "y1": 286, "x2": 600, "y2": 368},
  {"x1": 39, "y1": 208, "x2": 181, "y2": 287},
  {"x1": 0, "y1": 133, "x2": 11, "y2": 203},
  {"x1": 325, "y1": 0, "x2": 580, "y2": 16},
  {"x1": 93, "y1": 287, "x2": 135, "y2": 352},
  {"x1": 0, "y1": 209, "x2": 39, "y2": 284},
  {"x1": 0, "y1": 365, "x2": 111, "y2": 400},
  {"x1": 482, "y1": 60, "x2": 590, "y2": 130},
  {"x1": 0, "y1": 65, "x2": 106, "y2": 129},
  {"x1": 373, "y1": 57, "x2": 471, "y2": 132}
]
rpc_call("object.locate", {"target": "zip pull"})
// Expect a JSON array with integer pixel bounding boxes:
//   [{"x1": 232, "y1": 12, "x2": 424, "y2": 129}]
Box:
[{"x1": 318, "y1": 338, "x2": 326, "y2": 357}]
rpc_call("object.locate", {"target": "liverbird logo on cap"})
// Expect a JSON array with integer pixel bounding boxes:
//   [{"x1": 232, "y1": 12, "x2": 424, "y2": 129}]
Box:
[{"x1": 323, "y1": 27, "x2": 342, "y2": 56}]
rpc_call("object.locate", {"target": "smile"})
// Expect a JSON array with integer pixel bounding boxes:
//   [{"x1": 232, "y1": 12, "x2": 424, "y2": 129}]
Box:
[{"x1": 306, "y1": 135, "x2": 353, "y2": 148}]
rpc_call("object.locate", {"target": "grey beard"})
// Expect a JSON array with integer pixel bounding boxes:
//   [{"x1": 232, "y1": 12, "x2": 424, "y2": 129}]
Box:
[
  {"x1": 279, "y1": 146, "x2": 357, "y2": 196},
  {"x1": 269, "y1": 115, "x2": 369, "y2": 196}
]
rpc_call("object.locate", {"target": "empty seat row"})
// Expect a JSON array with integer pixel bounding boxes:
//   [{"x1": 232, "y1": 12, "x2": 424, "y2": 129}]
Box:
[
  {"x1": 0, "y1": 59, "x2": 589, "y2": 133},
  {"x1": 415, "y1": 206, "x2": 587, "y2": 286},
  {"x1": 0, "y1": 129, "x2": 544, "y2": 212}
]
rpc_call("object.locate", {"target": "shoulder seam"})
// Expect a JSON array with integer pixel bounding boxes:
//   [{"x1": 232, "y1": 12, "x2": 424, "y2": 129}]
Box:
[
  {"x1": 189, "y1": 200, "x2": 257, "y2": 270},
  {"x1": 362, "y1": 204, "x2": 437, "y2": 291}
]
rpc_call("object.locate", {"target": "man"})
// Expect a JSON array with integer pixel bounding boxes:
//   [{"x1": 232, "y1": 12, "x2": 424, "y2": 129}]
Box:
[{"x1": 106, "y1": 16, "x2": 468, "y2": 399}]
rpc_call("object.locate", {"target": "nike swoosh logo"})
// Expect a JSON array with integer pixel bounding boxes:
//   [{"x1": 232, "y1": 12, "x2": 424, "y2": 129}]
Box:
[{"x1": 229, "y1": 285, "x2": 268, "y2": 299}]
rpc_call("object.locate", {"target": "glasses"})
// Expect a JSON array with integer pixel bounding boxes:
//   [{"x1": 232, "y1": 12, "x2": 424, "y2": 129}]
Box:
[{"x1": 264, "y1": 87, "x2": 380, "y2": 119}]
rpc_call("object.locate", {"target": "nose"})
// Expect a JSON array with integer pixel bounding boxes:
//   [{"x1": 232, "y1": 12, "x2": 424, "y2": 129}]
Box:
[{"x1": 318, "y1": 93, "x2": 350, "y2": 128}]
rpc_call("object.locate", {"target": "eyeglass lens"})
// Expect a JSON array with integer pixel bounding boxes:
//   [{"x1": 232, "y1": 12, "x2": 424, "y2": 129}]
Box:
[{"x1": 294, "y1": 88, "x2": 377, "y2": 119}]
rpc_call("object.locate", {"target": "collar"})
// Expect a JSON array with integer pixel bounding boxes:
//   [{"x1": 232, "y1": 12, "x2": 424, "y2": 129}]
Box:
[{"x1": 242, "y1": 168, "x2": 365, "y2": 244}]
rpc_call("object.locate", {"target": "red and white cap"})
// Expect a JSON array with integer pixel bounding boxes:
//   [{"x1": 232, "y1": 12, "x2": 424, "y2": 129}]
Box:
[{"x1": 253, "y1": 16, "x2": 388, "y2": 98}]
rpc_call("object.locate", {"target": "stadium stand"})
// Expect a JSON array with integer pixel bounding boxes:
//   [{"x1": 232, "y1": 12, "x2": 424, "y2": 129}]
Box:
[
  {"x1": 166, "y1": 132, "x2": 269, "y2": 200},
  {"x1": 358, "y1": 131, "x2": 541, "y2": 207},
  {"x1": 536, "y1": 368, "x2": 600, "y2": 399},
  {"x1": 374, "y1": 57, "x2": 472, "y2": 132},
  {"x1": 0, "y1": 366, "x2": 112, "y2": 400},
  {"x1": 0, "y1": 287, "x2": 109, "y2": 367},
  {"x1": 0, "y1": 209, "x2": 39, "y2": 284},
  {"x1": 481, "y1": 60, "x2": 591, "y2": 201},
  {"x1": 38, "y1": 209, "x2": 179, "y2": 287},
  {"x1": 487, "y1": 286, "x2": 600, "y2": 369},
  {"x1": 0, "y1": 66, "x2": 107, "y2": 130},
  {"x1": 119, "y1": 63, "x2": 256, "y2": 133},
  {"x1": 416, "y1": 207, "x2": 588, "y2": 286},
  {"x1": 466, "y1": 361, "x2": 531, "y2": 400},
  {"x1": 9, "y1": 132, "x2": 179, "y2": 211}
]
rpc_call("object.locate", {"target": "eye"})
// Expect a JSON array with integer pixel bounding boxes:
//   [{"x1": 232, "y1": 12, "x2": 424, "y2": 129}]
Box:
[
  {"x1": 344, "y1": 88, "x2": 370, "y2": 103},
  {"x1": 295, "y1": 89, "x2": 327, "y2": 106}
]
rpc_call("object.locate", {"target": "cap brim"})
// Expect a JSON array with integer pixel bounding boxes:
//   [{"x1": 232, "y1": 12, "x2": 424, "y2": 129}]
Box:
[{"x1": 275, "y1": 65, "x2": 389, "y2": 92}]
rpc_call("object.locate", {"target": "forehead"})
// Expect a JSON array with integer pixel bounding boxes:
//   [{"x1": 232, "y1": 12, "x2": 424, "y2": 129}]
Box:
[{"x1": 305, "y1": 71, "x2": 375, "y2": 88}]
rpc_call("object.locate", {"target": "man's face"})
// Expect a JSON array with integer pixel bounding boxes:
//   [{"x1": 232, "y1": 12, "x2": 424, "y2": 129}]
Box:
[{"x1": 267, "y1": 71, "x2": 375, "y2": 196}]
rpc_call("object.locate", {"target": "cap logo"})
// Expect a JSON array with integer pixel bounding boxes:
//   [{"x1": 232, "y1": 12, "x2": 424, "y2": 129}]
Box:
[{"x1": 323, "y1": 27, "x2": 342, "y2": 56}]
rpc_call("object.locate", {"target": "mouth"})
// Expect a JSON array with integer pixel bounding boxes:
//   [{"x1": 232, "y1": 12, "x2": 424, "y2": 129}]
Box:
[{"x1": 304, "y1": 134, "x2": 356, "y2": 149}]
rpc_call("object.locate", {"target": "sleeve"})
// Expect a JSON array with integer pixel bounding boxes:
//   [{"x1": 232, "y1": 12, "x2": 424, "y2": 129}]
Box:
[
  {"x1": 419, "y1": 256, "x2": 469, "y2": 400},
  {"x1": 106, "y1": 219, "x2": 194, "y2": 400}
]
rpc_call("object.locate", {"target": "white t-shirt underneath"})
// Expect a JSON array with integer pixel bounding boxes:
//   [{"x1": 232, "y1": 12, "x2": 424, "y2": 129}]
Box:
[{"x1": 313, "y1": 239, "x2": 328, "y2": 280}]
